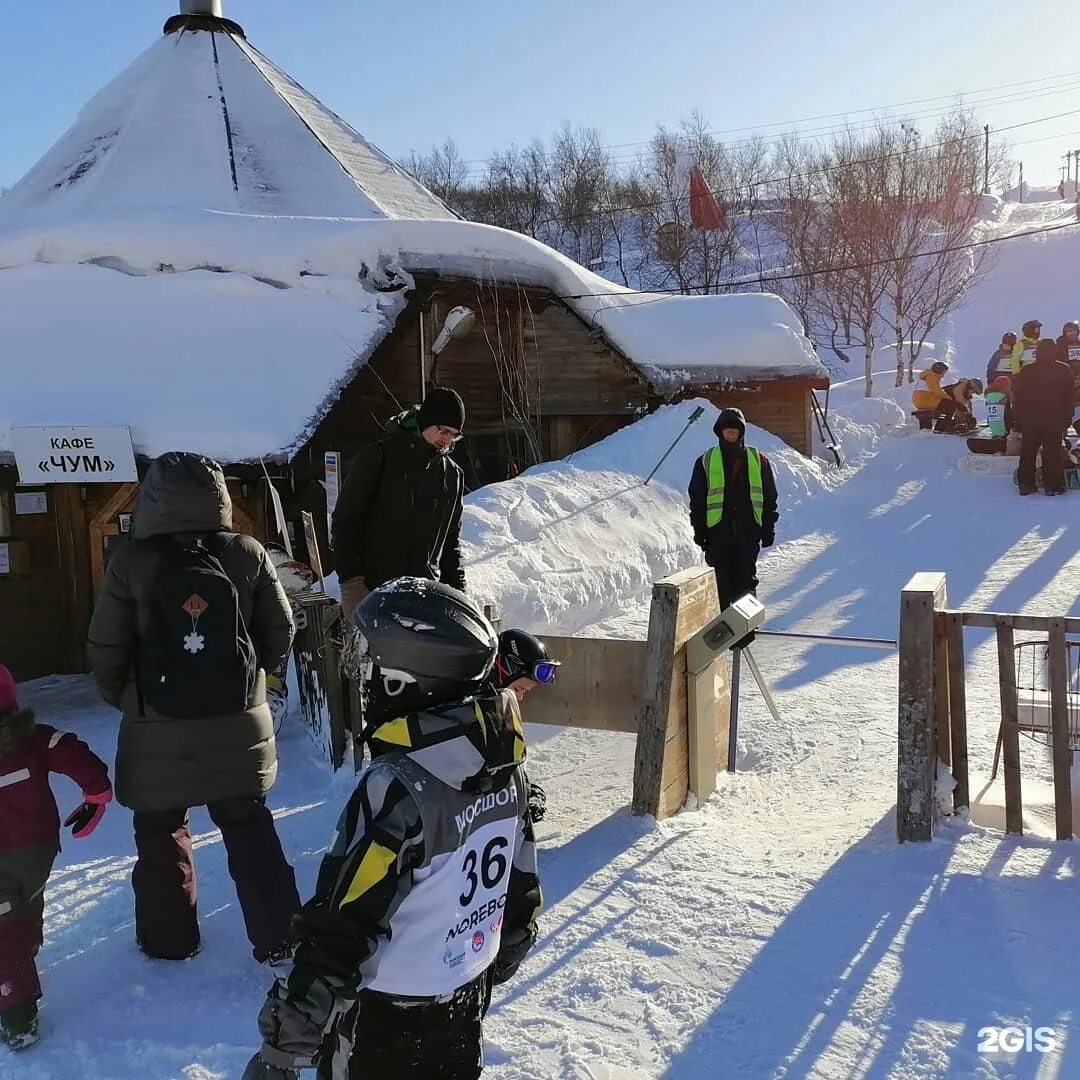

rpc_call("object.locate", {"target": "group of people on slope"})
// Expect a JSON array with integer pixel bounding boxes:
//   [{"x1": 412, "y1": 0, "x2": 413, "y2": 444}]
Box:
[
  {"x1": 912, "y1": 317, "x2": 1080, "y2": 496},
  {"x1": 0, "y1": 383, "x2": 561, "y2": 1077}
]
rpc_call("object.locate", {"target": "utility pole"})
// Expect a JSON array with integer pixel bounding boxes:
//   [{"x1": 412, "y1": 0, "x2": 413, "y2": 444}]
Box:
[
  {"x1": 1018, "y1": 161, "x2": 1024, "y2": 204},
  {"x1": 983, "y1": 124, "x2": 990, "y2": 194},
  {"x1": 1074, "y1": 149, "x2": 1080, "y2": 194}
]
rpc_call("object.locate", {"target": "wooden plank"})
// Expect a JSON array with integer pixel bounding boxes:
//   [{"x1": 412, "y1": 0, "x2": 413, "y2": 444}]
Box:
[
  {"x1": 960, "y1": 611, "x2": 1080, "y2": 633},
  {"x1": 896, "y1": 572, "x2": 946, "y2": 842},
  {"x1": 995, "y1": 618, "x2": 1023, "y2": 836},
  {"x1": 933, "y1": 611, "x2": 951, "y2": 767},
  {"x1": 632, "y1": 580, "x2": 681, "y2": 817},
  {"x1": 945, "y1": 613, "x2": 969, "y2": 813},
  {"x1": 688, "y1": 654, "x2": 725, "y2": 803},
  {"x1": 1047, "y1": 619, "x2": 1073, "y2": 841},
  {"x1": 52, "y1": 485, "x2": 90, "y2": 673},
  {"x1": 520, "y1": 636, "x2": 646, "y2": 734},
  {"x1": 665, "y1": 652, "x2": 689, "y2": 737},
  {"x1": 673, "y1": 570, "x2": 721, "y2": 649}
]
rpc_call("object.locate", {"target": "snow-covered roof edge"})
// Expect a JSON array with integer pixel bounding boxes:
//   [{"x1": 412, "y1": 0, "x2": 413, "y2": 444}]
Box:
[{"x1": 0, "y1": 210, "x2": 827, "y2": 389}]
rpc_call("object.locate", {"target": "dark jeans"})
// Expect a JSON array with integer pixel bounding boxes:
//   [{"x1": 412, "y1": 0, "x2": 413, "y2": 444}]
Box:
[
  {"x1": 0, "y1": 844, "x2": 55, "y2": 1009},
  {"x1": 132, "y1": 797, "x2": 299, "y2": 961},
  {"x1": 1018, "y1": 426, "x2": 1065, "y2": 492},
  {"x1": 320, "y1": 972, "x2": 494, "y2": 1079}
]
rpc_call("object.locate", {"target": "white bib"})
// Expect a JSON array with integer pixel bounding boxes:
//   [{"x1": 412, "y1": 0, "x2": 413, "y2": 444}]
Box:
[{"x1": 367, "y1": 814, "x2": 519, "y2": 997}]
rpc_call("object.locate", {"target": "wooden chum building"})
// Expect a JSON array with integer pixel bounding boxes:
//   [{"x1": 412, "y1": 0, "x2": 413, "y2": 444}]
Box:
[{"x1": 0, "y1": 1, "x2": 827, "y2": 681}]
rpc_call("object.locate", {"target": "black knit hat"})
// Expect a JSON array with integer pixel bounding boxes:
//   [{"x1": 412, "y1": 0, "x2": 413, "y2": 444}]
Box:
[{"x1": 417, "y1": 387, "x2": 465, "y2": 432}]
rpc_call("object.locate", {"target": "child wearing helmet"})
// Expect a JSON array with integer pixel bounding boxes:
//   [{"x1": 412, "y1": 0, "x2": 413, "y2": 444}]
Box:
[
  {"x1": 912, "y1": 361, "x2": 973, "y2": 432},
  {"x1": 1010, "y1": 320, "x2": 1042, "y2": 374},
  {"x1": 490, "y1": 631, "x2": 562, "y2": 824},
  {"x1": 244, "y1": 580, "x2": 542, "y2": 1080},
  {"x1": 986, "y1": 332, "x2": 1017, "y2": 386}
]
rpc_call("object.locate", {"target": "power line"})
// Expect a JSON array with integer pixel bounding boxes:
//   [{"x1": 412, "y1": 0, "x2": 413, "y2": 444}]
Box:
[
  {"x1": 568, "y1": 107, "x2": 1080, "y2": 224},
  {"x1": 558, "y1": 215, "x2": 1080, "y2": 301},
  {"x1": 452, "y1": 69, "x2": 1080, "y2": 168}
]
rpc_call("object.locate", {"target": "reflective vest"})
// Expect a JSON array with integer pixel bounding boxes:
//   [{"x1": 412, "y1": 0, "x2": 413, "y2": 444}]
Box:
[
  {"x1": 703, "y1": 446, "x2": 764, "y2": 528},
  {"x1": 985, "y1": 390, "x2": 1008, "y2": 437}
]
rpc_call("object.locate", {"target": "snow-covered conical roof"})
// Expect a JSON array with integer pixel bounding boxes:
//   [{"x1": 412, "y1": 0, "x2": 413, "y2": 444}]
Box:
[{"x1": 0, "y1": 7, "x2": 454, "y2": 223}]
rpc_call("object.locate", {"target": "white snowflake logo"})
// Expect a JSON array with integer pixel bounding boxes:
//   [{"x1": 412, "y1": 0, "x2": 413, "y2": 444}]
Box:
[{"x1": 184, "y1": 632, "x2": 206, "y2": 654}]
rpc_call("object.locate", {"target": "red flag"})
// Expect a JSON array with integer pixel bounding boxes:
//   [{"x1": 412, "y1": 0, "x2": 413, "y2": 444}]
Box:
[{"x1": 689, "y1": 165, "x2": 726, "y2": 230}]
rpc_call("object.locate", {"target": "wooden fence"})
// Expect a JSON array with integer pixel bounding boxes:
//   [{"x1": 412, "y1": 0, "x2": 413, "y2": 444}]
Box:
[
  {"x1": 291, "y1": 569, "x2": 735, "y2": 821},
  {"x1": 897, "y1": 572, "x2": 1080, "y2": 843}
]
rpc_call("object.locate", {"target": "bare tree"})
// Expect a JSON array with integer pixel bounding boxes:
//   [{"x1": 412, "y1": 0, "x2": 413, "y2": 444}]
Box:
[{"x1": 406, "y1": 137, "x2": 469, "y2": 210}]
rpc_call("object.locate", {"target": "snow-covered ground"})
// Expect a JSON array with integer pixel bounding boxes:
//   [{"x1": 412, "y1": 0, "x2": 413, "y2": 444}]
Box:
[
  {"x1": 8, "y1": 196, "x2": 1080, "y2": 1080},
  {"x1": 13, "y1": 349, "x2": 1079, "y2": 1079}
]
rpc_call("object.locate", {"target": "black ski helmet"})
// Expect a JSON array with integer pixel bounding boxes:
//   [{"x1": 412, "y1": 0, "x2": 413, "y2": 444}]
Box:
[
  {"x1": 930, "y1": 360, "x2": 949, "y2": 375},
  {"x1": 352, "y1": 578, "x2": 497, "y2": 712},
  {"x1": 494, "y1": 630, "x2": 559, "y2": 687},
  {"x1": 1022, "y1": 319, "x2": 1042, "y2": 338},
  {"x1": 1063, "y1": 321, "x2": 1079, "y2": 335}
]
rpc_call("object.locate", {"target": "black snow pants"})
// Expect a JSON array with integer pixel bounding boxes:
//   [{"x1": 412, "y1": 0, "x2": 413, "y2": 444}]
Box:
[
  {"x1": 319, "y1": 971, "x2": 494, "y2": 1079},
  {"x1": 1018, "y1": 424, "x2": 1066, "y2": 493},
  {"x1": 132, "y1": 796, "x2": 299, "y2": 962},
  {"x1": 707, "y1": 525, "x2": 761, "y2": 612}
]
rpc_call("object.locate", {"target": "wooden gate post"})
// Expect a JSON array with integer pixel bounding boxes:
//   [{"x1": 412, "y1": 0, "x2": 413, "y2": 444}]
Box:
[{"x1": 897, "y1": 572, "x2": 947, "y2": 842}]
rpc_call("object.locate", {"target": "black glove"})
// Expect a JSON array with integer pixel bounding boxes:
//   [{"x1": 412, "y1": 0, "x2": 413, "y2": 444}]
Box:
[
  {"x1": 492, "y1": 925, "x2": 537, "y2": 985},
  {"x1": 240, "y1": 1053, "x2": 299, "y2": 1080},
  {"x1": 693, "y1": 533, "x2": 707, "y2": 551},
  {"x1": 526, "y1": 780, "x2": 547, "y2": 824},
  {"x1": 760, "y1": 532, "x2": 775, "y2": 549}
]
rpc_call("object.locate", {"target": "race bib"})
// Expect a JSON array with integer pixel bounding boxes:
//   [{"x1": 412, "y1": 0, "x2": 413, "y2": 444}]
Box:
[{"x1": 1068, "y1": 345, "x2": 1080, "y2": 363}]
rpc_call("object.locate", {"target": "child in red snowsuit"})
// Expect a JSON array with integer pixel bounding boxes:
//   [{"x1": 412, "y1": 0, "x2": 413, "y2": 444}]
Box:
[{"x1": 0, "y1": 665, "x2": 111, "y2": 1051}]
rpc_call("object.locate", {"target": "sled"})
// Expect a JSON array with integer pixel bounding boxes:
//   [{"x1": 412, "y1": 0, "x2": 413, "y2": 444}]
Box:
[{"x1": 956, "y1": 454, "x2": 1017, "y2": 476}]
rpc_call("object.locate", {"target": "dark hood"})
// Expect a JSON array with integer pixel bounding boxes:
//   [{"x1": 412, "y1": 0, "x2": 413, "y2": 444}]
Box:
[
  {"x1": 133, "y1": 451, "x2": 233, "y2": 539},
  {"x1": 713, "y1": 407, "x2": 747, "y2": 444},
  {"x1": 0, "y1": 708, "x2": 36, "y2": 758},
  {"x1": 369, "y1": 689, "x2": 526, "y2": 792}
]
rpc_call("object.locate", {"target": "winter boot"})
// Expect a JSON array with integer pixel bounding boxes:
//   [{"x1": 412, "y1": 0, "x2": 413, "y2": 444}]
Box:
[{"x1": 1, "y1": 1001, "x2": 40, "y2": 1051}]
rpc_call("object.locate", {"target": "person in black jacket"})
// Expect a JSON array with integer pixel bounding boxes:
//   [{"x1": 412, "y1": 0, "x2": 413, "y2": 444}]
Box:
[
  {"x1": 986, "y1": 331, "x2": 1017, "y2": 386},
  {"x1": 1013, "y1": 339, "x2": 1075, "y2": 496},
  {"x1": 688, "y1": 408, "x2": 779, "y2": 616},
  {"x1": 333, "y1": 387, "x2": 467, "y2": 619}
]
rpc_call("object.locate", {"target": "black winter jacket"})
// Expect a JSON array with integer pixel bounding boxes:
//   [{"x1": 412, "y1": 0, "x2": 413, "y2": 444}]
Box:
[
  {"x1": 1012, "y1": 357, "x2": 1075, "y2": 433},
  {"x1": 87, "y1": 453, "x2": 294, "y2": 811},
  {"x1": 332, "y1": 410, "x2": 465, "y2": 591}
]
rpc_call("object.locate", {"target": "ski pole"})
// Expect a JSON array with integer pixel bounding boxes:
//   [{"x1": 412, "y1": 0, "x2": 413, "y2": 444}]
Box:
[{"x1": 643, "y1": 406, "x2": 706, "y2": 486}]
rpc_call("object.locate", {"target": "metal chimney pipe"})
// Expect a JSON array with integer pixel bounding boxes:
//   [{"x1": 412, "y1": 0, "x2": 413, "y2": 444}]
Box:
[{"x1": 180, "y1": 1, "x2": 223, "y2": 15}]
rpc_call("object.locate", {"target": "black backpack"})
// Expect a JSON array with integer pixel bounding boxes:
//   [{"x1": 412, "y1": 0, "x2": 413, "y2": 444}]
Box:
[{"x1": 137, "y1": 535, "x2": 258, "y2": 719}]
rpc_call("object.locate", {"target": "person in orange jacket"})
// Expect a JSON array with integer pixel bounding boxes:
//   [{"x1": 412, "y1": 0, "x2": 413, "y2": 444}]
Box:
[{"x1": 912, "y1": 362, "x2": 973, "y2": 431}]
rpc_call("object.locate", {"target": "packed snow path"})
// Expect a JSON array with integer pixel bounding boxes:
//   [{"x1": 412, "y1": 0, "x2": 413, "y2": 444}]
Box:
[{"x1": 10, "y1": 392, "x2": 1079, "y2": 1078}]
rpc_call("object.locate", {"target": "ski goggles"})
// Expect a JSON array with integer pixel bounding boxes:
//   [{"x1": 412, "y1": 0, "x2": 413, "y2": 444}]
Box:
[{"x1": 531, "y1": 661, "x2": 560, "y2": 685}]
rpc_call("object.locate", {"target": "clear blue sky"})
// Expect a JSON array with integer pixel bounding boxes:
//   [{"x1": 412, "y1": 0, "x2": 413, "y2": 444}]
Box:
[{"x1": 3, "y1": 0, "x2": 1079, "y2": 192}]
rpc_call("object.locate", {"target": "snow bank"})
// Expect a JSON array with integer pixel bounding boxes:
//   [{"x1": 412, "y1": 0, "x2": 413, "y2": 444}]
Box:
[
  {"x1": 0, "y1": 261, "x2": 403, "y2": 460},
  {"x1": 463, "y1": 399, "x2": 848, "y2": 638}
]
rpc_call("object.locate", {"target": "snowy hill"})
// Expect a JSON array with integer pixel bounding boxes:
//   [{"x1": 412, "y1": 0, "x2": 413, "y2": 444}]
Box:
[{"x1": 11, "y1": 379, "x2": 1079, "y2": 1078}]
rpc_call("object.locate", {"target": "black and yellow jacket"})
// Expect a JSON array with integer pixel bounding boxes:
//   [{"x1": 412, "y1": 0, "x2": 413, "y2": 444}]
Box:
[{"x1": 255, "y1": 689, "x2": 541, "y2": 1071}]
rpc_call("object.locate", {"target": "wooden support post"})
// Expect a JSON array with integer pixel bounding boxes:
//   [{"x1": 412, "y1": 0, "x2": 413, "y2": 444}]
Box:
[
  {"x1": 995, "y1": 618, "x2": 1023, "y2": 835},
  {"x1": 945, "y1": 613, "x2": 969, "y2": 813},
  {"x1": 632, "y1": 580, "x2": 681, "y2": 817},
  {"x1": 933, "y1": 611, "x2": 951, "y2": 766},
  {"x1": 1047, "y1": 619, "x2": 1073, "y2": 842},
  {"x1": 897, "y1": 572, "x2": 947, "y2": 842}
]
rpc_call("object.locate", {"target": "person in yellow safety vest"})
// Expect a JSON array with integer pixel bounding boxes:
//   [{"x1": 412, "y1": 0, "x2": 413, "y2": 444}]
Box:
[
  {"x1": 688, "y1": 408, "x2": 779, "y2": 635},
  {"x1": 1010, "y1": 319, "x2": 1041, "y2": 374}
]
